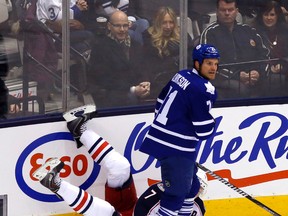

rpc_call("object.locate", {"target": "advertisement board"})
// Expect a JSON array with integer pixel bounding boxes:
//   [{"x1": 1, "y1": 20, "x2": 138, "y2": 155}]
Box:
[{"x1": 1, "y1": 104, "x2": 287, "y2": 215}]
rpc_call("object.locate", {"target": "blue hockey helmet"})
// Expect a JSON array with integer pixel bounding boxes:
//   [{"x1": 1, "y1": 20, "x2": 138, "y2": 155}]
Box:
[{"x1": 192, "y1": 44, "x2": 220, "y2": 64}]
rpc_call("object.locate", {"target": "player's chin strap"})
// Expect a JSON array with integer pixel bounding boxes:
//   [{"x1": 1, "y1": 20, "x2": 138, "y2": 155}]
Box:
[{"x1": 196, "y1": 163, "x2": 282, "y2": 216}]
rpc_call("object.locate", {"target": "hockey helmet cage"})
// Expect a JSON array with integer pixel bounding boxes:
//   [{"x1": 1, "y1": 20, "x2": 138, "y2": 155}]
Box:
[
  {"x1": 192, "y1": 44, "x2": 220, "y2": 64},
  {"x1": 196, "y1": 168, "x2": 208, "y2": 198}
]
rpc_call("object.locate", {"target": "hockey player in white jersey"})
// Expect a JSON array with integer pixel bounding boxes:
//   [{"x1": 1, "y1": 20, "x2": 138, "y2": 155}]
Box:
[
  {"x1": 33, "y1": 159, "x2": 207, "y2": 216},
  {"x1": 139, "y1": 44, "x2": 220, "y2": 216},
  {"x1": 34, "y1": 104, "x2": 137, "y2": 216},
  {"x1": 33, "y1": 104, "x2": 208, "y2": 216}
]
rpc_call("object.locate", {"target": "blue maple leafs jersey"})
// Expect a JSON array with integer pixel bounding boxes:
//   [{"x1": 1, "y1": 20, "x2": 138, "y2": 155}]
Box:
[{"x1": 140, "y1": 69, "x2": 217, "y2": 160}]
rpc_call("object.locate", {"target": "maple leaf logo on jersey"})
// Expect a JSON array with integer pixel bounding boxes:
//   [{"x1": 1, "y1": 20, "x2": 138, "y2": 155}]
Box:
[{"x1": 205, "y1": 82, "x2": 215, "y2": 95}]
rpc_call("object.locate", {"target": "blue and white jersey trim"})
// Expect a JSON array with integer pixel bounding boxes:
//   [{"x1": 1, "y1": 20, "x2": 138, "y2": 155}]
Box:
[
  {"x1": 195, "y1": 128, "x2": 214, "y2": 137},
  {"x1": 151, "y1": 124, "x2": 199, "y2": 141},
  {"x1": 192, "y1": 119, "x2": 214, "y2": 126},
  {"x1": 146, "y1": 134, "x2": 196, "y2": 152}
]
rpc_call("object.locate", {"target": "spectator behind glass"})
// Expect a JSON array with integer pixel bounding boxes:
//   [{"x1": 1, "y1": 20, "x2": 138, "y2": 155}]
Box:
[
  {"x1": 142, "y1": 6, "x2": 193, "y2": 99},
  {"x1": 94, "y1": 0, "x2": 149, "y2": 45},
  {"x1": 0, "y1": 33, "x2": 20, "y2": 119},
  {"x1": 36, "y1": 0, "x2": 94, "y2": 54},
  {"x1": 0, "y1": 33, "x2": 8, "y2": 119},
  {"x1": 88, "y1": 10, "x2": 150, "y2": 108},
  {"x1": 276, "y1": 0, "x2": 288, "y2": 21},
  {"x1": 200, "y1": 0, "x2": 269, "y2": 99},
  {"x1": 252, "y1": 0, "x2": 288, "y2": 96}
]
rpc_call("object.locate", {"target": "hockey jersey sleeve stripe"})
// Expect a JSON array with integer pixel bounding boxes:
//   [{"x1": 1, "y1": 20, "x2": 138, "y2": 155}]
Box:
[
  {"x1": 195, "y1": 128, "x2": 214, "y2": 137},
  {"x1": 192, "y1": 119, "x2": 214, "y2": 126},
  {"x1": 152, "y1": 123, "x2": 199, "y2": 140},
  {"x1": 156, "y1": 98, "x2": 164, "y2": 104},
  {"x1": 146, "y1": 134, "x2": 196, "y2": 152}
]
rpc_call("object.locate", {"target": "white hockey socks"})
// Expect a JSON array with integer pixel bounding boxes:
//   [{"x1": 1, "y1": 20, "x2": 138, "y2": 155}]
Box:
[
  {"x1": 80, "y1": 130, "x2": 130, "y2": 188},
  {"x1": 157, "y1": 206, "x2": 179, "y2": 216},
  {"x1": 80, "y1": 130, "x2": 114, "y2": 164},
  {"x1": 178, "y1": 198, "x2": 195, "y2": 216},
  {"x1": 57, "y1": 180, "x2": 116, "y2": 216}
]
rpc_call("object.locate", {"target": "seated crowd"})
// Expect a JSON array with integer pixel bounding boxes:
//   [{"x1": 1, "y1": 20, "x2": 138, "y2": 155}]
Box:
[
  {"x1": 200, "y1": 0, "x2": 288, "y2": 99},
  {"x1": 87, "y1": 0, "x2": 287, "y2": 108},
  {"x1": 1, "y1": 0, "x2": 288, "y2": 118}
]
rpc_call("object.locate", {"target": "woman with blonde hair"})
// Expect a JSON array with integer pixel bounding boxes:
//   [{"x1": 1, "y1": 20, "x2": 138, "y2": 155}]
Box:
[
  {"x1": 142, "y1": 6, "x2": 193, "y2": 99},
  {"x1": 147, "y1": 6, "x2": 180, "y2": 57}
]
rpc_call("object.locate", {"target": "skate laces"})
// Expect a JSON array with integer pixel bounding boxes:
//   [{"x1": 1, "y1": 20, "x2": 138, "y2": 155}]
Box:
[{"x1": 79, "y1": 115, "x2": 89, "y2": 134}]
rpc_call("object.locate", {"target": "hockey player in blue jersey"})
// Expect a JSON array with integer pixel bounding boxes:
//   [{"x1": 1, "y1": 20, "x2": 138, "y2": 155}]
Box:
[{"x1": 139, "y1": 44, "x2": 220, "y2": 216}]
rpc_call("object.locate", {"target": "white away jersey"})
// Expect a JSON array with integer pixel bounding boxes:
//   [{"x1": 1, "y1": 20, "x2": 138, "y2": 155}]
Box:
[{"x1": 36, "y1": 0, "x2": 76, "y2": 22}]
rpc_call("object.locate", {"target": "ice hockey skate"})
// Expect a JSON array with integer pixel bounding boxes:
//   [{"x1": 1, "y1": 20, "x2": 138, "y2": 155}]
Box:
[
  {"x1": 32, "y1": 158, "x2": 64, "y2": 193},
  {"x1": 63, "y1": 104, "x2": 97, "y2": 148}
]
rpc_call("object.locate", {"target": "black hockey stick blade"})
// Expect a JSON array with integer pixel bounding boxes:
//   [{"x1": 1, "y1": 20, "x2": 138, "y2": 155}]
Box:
[{"x1": 196, "y1": 163, "x2": 281, "y2": 216}]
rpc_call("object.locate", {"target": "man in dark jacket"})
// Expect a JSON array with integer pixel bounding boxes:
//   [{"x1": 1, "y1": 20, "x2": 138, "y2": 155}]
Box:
[
  {"x1": 0, "y1": 33, "x2": 8, "y2": 119},
  {"x1": 88, "y1": 10, "x2": 150, "y2": 108},
  {"x1": 200, "y1": 0, "x2": 269, "y2": 99}
]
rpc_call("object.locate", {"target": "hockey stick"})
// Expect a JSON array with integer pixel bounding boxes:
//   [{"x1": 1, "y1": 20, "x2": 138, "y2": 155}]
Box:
[{"x1": 196, "y1": 163, "x2": 281, "y2": 216}]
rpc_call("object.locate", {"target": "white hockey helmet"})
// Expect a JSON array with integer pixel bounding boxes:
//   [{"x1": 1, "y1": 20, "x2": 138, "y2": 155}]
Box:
[{"x1": 197, "y1": 168, "x2": 208, "y2": 198}]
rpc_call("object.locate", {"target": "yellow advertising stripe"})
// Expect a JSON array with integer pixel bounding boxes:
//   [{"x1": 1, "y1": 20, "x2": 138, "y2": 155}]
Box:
[
  {"x1": 204, "y1": 195, "x2": 288, "y2": 216},
  {"x1": 51, "y1": 195, "x2": 288, "y2": 216}
]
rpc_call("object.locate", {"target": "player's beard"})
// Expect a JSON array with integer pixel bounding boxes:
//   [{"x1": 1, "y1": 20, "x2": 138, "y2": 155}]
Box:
[{"x1": 198, "y1": 65, "x2": 209, "y2": 81}]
